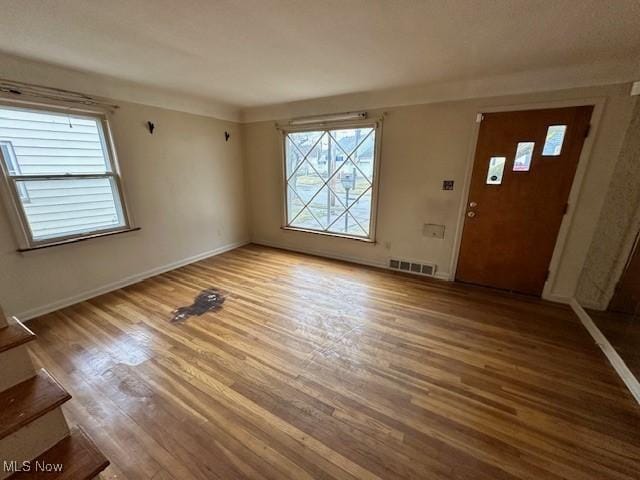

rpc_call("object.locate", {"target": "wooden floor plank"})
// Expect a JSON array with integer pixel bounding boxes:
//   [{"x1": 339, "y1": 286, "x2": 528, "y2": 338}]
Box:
[{"x1": 26, "y1": 244, "x2": 640, "y2": 479}]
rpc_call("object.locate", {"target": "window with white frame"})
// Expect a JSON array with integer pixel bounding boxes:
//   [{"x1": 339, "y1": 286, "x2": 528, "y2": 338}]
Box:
[
  {"x1": 0, "y1": 104, "x2": 131, "y2": 248},
  {"x1": 283, "y1": 123, "x2": 380, "y2": 240}
]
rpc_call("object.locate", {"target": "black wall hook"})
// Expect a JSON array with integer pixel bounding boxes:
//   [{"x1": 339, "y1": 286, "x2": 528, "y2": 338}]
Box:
[
  {"x1": 224, "y1": 131, "x2": 230, "y2": 142},
  {"x1": 147, "y1": 121, "x2": 155, "y2": 134}
]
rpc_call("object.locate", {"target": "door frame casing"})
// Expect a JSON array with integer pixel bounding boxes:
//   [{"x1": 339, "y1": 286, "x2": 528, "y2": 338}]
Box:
[{"x1": 449, "y1": 97, "x2": 607, "y2": 301}]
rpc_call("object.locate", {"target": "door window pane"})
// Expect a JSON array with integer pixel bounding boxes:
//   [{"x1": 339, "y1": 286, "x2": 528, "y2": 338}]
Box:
[
  {"x1": 513, "y1": 142, "x2": 534, "y2": 171},
  {"x1": 542, "y1": 125, "x2": 567, "y2": 156},
  {"x1": 486, "y1": 157, "x2": 506, "y2": 184}
]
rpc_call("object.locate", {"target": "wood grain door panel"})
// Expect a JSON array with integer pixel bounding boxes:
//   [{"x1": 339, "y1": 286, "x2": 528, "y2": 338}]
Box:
[{"x1": 456, "y1": 106, "x2": 593, "y2": 296}]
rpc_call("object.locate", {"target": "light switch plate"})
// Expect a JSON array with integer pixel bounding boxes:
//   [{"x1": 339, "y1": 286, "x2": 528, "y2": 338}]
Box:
[{"x1": 423, "y1": 223, "x2": 445, "y2": 239}]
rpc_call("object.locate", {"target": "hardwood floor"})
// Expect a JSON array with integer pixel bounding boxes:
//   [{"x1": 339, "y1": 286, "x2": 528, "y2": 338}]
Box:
[{"x1": 26, "y1": 244, "x2": 640, "y2": 479}]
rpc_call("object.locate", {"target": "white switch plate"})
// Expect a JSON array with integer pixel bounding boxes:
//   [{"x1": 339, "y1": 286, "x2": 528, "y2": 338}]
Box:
[
  {"x1": 423, "y1": 223, "x2": 445, "y2": 239},
  {"x1": 631, "y1": 81, "x2": 640, "y2": 96}
]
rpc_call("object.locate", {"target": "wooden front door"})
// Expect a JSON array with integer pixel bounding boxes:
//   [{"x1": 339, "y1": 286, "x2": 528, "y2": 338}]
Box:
[{"x1": 456, "y1": 106, "x2": 593, "y2": 296}]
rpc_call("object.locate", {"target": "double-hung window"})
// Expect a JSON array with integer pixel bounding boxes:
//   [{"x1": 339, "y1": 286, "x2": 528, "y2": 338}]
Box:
[
  {"x1": 282, "y1": 121, "x2": 381, "y2": 240},
  {"x1": 0, "y1": 104, "x2": 131, "y2": 249}
]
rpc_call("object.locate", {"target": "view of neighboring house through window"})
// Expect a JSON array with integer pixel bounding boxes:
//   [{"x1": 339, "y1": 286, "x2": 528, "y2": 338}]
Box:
[
  {"x1": 283, "y1": 125, "x2": 379, "y2": 239},
  {"x1": 0, "y1": 105, "x2": 129, "y2": 247}
]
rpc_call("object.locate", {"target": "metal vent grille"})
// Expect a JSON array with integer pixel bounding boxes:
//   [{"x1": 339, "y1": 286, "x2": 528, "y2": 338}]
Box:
[
  {"x1": 389, "y1": 258, "x2": 437, "y2": 277},
  {"x1": 421, "y1": 264, "x2": 434, "y2": 275}
]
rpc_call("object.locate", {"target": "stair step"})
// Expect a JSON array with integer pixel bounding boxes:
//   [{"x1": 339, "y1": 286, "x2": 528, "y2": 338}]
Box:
[
  {"x1": 0, "y1": 409, "x2": 70, "y2": 480},
  {"x1": 0, "y1": 320, "x2": 36, "y2": 354},
  {"x1": 0, "y1": 369, "x2": 71, "y2": 440},
  {"x1": 7, "y1": 426, "x2": 109, "y2": 479}
]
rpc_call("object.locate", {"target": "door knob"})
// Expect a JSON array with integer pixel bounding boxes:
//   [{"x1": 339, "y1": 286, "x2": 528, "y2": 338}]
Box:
[
  {"x1": 469, "y1": 201, "x2": 477, "y2": 208},
  {"x1": 467, "y1": 211, "x2": 476, "y2": 218}
]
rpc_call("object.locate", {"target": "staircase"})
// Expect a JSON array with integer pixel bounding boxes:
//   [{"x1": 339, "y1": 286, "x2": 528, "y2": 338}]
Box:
[{"x1": 0, "y1": 306, "x2": 109, "y2": 479}]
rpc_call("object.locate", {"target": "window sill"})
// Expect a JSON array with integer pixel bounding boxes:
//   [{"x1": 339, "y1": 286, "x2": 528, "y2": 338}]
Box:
[
  {"x1": 17, "y1": 227, "x2": 141, "y2": 253},
  {"x1": 281, "y1": 226, "x2": 375, "y2": 243}
]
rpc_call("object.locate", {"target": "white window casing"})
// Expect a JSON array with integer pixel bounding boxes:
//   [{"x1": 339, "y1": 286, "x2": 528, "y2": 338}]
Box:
[
  {"x1": 280, "y1": 117, "x2": 383, "y2": 242},
  {"x1": 0, "y1": 102, "x2": 133, "y2": 250}
]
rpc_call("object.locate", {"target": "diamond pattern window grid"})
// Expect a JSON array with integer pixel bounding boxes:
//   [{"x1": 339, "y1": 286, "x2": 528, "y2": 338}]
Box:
[{"x1": 285, "y1": 127, "x2": 375, "y2": 237}]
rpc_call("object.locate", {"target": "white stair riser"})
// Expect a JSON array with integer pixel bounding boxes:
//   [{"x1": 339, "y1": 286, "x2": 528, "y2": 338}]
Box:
[
  {"x1": 0, "y1": 408, "x2": 70, "y2": 480},
  {"x1": 0, "y1": 346, "x2": 36, "y2": 392}
]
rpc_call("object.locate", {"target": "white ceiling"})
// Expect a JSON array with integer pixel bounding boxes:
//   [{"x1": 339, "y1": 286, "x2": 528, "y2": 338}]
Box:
[{"x1": 1, "y1": 0, "x2": 639, "y2": 115}]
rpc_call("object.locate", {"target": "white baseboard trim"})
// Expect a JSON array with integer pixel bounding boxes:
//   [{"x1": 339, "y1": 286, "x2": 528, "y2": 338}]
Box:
[
  {"x1": 542, "y1": 294, "x2": 572, "y2": 305},
  {"x1": 18, "y1": 239, "x2": 250, "y2": 321},
  {"x1": 569, "y1": 298, "x2": 640, "y2": 404},
  {"x1": 577, "y1": 299, "x2": 605, "y2": 311},
  {"x1": 252, "y1": 239, "x2": 451, "y2": 281},
  {"x1": 434, "y1": 272, "x2": 452, "y2": 281}
]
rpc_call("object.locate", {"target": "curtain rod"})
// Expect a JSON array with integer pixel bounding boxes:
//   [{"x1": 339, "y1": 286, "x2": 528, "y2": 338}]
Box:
[{"x1": 0, "y1": 78, "x2": 119, "y2": 111}]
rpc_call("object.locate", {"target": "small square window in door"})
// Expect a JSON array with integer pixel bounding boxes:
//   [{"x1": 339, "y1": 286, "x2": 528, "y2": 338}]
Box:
[
  {"x1": 486, "y1": 157, "x2": 506, "y2": 184},
  {"x1": 513, "y1": 142, "x2": 534, "y2": 171},
  {"x1": 542, "y1": 125, "x2": 567, "y2": 156}
]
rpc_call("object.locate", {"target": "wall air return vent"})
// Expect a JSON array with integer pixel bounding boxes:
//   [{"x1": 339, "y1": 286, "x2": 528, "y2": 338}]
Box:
[
  {"x1": 421, "y1": 264, "x2": 435, "y2": 276},
  {"x1": 389, "y1": 259, "x2": 437, "y2": 277}
]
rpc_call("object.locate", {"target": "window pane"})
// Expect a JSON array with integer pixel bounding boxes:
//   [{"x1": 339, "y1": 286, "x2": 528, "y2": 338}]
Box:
[
  {"x1": 513, "y1": 142, "x2": 534, "y2": 172},
  {"x1": 15, "y1": 177, "x2": 125, "y2": 241},
  {"x1": 0, "y1": 106, "x2": 110, "y2": 175},
  {"x1": 486, "y1": 157, "x2": 506, "y2": 184},
  {"x1": 542, "y1": 125, "x2": 566, "y2": 156},
  {"x1": 286, "y1": 185, "x2": 305, "y2": 225},
  {"x1": 330, "y1": 127, "x2": 375, "y2": 179},
  {"x1": 284, "y1": 127, "x2": 376, "y2": 238}
]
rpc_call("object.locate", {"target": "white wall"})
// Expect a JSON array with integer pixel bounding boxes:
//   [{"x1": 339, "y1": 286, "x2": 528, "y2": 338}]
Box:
[
  {"x1": 0, "y1": 99, "x2": 249, "y2": 319},
  {"x1": 243, "y1": 83, "x2": 635, "y2": 301},
  {"x1": 0, "y1": 51, "x2": 239, "y2": 121},
  {"x1": 0, "y1": 52, "x2": 635, "y2": 318}
]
